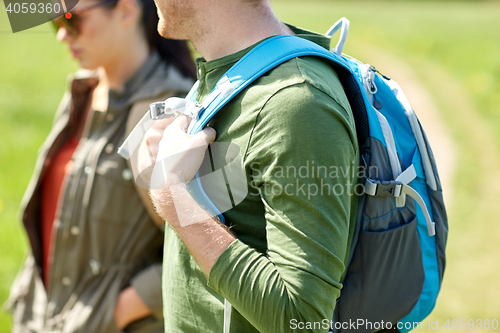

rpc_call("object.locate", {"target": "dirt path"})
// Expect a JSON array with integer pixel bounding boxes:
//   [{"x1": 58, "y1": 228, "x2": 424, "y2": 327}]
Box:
[{"x1": 358, "y1": 46, "x2": 458, "y2": 205}]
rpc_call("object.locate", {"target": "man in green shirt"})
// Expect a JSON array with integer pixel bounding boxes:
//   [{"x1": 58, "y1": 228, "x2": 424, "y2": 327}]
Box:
[{"x1": 144, "y1": 0, "x2": 359, "y2": 332}]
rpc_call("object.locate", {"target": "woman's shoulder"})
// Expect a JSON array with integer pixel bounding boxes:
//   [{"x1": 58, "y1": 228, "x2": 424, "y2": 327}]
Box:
[{"x1": 132, "y1": 57, "x2": 195, "y2": 104}]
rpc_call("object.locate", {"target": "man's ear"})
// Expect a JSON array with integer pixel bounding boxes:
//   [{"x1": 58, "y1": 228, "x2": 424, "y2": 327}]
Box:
[{"x1": 115, "y1": 0, "x2": 141, "y2": 27}]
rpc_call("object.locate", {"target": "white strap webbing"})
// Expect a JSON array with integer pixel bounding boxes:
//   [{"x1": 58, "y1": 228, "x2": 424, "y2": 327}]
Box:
[
  {"x1": 117, "y1": 111, "x2": 154, "y2": 159},
  {"x1": 217, "y1": 75, "x2": 236, "y2": 98},
  {"x1": 198, "y1": 75, "x2": 235, "y2": 110},
  {"x1": 364, "y1": 164, "x2": 436, "y2": 236},
  {"x1": 117, "y1": 97, "x2": 204, "y2": 159},
  {"x1": 401, "y1": 182, "x2": 436, "y2": 236},
  {"x1": 374, "y1": 109, "x2": 405, "y2": 207},
  {"x1": 161, "y1": 97, "x2": 203, "y2": 120},
  {"x1": 325, "y1": 17, "x2": 350, "y2": 55},
  {"x1": 396, "y1": 163, "x2": 417, "y2": 184},
  {"x1": 187, "y1": 75, "x2": 235, "y2": 134},
  {"x1": 118, "y1": 80, "x2": 202, "y2": 159},
  {"x1": 398, "y1": 165, "x2": 436, "y2": 236},
  {"x1": 223, "y1": 299, "x2": 232, "y2": 333},
  {"x1": 361, "y1": 64, "x2": 405, "y2": 207},
  {"x1": 386, "y1": 79, "x2": 438, "y2": 191}
]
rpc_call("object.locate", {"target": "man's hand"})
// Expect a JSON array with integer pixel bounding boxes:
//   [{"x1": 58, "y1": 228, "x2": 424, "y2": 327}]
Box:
[
  {"x1": 130, "y1": 117, "x2": 173, "y2": 189},
  {"x1": 151, "y1": 115, "x2": 216, "y2": 188},
  {"x1": 146, "y1": 115, "x2": 235, "y2": 276},
  {"x1": 114, "y1": 286, "x2": 151, "y2": 329}
]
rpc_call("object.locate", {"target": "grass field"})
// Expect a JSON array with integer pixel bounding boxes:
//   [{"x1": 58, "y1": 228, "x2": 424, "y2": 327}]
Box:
[
  {"x1": 1, "y1": 1, "x2": 500, "y2": 332},
  {"x1": 0, "y1": 10, "x2": 78, "y2": 331}
]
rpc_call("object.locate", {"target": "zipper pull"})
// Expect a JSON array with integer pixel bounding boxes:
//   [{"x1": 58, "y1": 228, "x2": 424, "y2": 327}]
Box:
[
  {"x1": 370, "y1": 65, "x2": 391, "y2": 80},
  {"x1": 365, "y1": 64, "x2": 378, "y2": 94}
]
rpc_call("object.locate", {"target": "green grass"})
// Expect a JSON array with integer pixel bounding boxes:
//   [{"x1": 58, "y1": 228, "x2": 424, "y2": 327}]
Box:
[
  {"x1": 0, "y1": 13, "x2": 77, "y2": 331},
  {"x1": 1, "y1": 1, "x2": 500, "y2": 332}
]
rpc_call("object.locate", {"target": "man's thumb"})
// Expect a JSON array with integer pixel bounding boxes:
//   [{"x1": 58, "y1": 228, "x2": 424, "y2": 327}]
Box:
[{"x1": 196, "y1": 127, "x2": 217, "y2": 144}]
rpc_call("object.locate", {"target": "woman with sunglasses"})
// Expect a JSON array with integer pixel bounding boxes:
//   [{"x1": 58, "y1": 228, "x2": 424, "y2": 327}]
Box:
[{"x1": 5, "y1": 0, "x2": 196, "y2": 331}]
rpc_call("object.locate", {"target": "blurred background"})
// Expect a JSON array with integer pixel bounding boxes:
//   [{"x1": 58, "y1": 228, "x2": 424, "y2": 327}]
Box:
[{"x1": 1, "y1": 0, "x2": 499, "y2": 331}]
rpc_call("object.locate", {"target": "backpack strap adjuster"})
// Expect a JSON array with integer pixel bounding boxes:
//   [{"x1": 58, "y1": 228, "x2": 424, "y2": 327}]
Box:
[
  {"x1": 364, "y1": 166, "x2": 436, "y2": 236},
  {"x1": 364, "y1": 179, "x2": 403, "y2": 198}
]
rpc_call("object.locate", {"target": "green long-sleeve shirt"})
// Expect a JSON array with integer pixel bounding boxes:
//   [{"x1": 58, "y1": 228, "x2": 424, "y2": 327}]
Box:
[{"x1": 162, "y1": 26, "x2": 358, "y2": 333}]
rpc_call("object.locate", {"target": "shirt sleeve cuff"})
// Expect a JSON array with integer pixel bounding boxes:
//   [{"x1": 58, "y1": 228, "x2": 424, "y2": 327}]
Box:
[{"x1": 130, "y1": 264, "x2": 163, "y2": 319}]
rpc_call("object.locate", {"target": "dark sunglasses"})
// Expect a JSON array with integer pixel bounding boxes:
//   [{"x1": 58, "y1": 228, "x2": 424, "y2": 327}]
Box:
[{"x1": 51, "y1": 0, "x2": 119, "y2": 36}]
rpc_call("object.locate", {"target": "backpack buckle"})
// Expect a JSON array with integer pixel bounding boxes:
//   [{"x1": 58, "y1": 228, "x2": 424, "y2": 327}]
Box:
[
  {"x1": 365, "y1": 179, "x2": 403, "y2": 197},
  {"x1": 150, "y1": 98, "x2": 203, "y2": 120}
]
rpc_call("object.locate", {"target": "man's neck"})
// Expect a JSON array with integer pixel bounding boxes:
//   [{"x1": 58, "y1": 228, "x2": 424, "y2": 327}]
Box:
[{"x1": 191, "y1": 2, "x2": 294, "y2": 62}]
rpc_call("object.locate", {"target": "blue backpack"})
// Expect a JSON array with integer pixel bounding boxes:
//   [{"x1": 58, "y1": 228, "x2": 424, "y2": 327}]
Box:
[{"x1": 119, "y1": 17, "x2": 448, "y2": 333}]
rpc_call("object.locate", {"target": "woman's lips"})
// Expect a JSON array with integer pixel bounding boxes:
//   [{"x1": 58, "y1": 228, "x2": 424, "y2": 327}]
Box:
[{"x1": 70, "y1": 47, "x2": 81, "y2": 58}]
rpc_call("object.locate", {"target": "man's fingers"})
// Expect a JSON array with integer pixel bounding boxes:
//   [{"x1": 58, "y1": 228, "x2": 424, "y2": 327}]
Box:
[
  {"x1": 150, "y1": 117, "x2": 173, "y2": 131},
  {"x1": 196, "y1": 127, "x2": 217, "y2": 144},
  {"x1": 145, "y1": 118, "x2": 174, "y2": 151},
  {"x1": 170, "y1": 115, "x2": 191, "y2": 133}
]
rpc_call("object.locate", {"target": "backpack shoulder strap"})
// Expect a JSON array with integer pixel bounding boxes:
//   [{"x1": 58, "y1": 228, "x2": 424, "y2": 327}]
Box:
[{"x1": 188, "y1": 35, "x2": 352, "y2": 134}]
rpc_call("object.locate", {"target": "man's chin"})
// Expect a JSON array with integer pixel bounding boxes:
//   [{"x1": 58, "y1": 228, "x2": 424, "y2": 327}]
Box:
[
  {"x1": 157, "y1": 19, "x2": 186, "y2": 40},
  {"x1": 157, "y1": 19, "x2": 171, "y2": 39}
]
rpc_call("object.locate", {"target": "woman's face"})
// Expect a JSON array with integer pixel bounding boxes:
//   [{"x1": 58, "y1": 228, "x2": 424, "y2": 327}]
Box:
[{"x1": 56, "y1": 0, "x2": 122, "y2": 69}]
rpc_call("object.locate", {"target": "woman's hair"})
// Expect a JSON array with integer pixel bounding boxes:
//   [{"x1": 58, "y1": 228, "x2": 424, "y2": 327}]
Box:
[{"x1": 108, "y1": 0, "x2": 197, "y2": 80}]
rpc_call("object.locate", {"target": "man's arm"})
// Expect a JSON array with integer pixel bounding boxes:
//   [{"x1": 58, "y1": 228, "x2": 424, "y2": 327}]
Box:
[
  {"x1": 151, "y1": 185, "x2": 236, "y2": 275},
  {"x1": 148, "y1": 115, "x2": 235, "y2": 276},
  {"x1": 148, "y1": 82, "x2": 358, "y2": 332}
]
